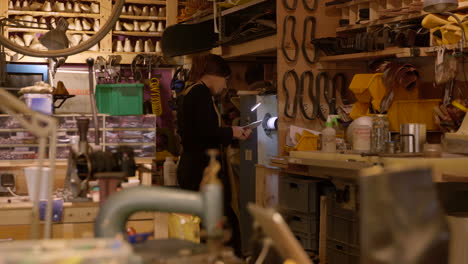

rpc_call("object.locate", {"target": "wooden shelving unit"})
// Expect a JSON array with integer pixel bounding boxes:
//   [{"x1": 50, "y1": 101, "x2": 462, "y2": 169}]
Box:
[
  {"x1": 1, "y1": 0, "x2": 178, "y2": 64},
  {"x1": 221, "y1": 34, "x2": 277, "y2": 59},
  {"x1": 319, "y1": 47, "x2": 432, "y2": 62},
  {"x1": 336, "y1": 13, "x2": 424, "y2": 32}
]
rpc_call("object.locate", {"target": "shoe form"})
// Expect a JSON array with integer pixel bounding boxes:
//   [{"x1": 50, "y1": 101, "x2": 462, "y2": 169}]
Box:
[
  {"x1": 157, "y1": 21, "x2": 164, "y2": 32},
  {"x1": 21, "y1": 0, "x2": 29, "y2": 11},
  {"x1": 82, "y1": 34, "x2": 99, "y2": 51},
  {"x1": 115, "y1": 40, "x2": 123, "y2": 52},
  {"x1": 142, "y1": 6, "x2": 149, "y2": 16},
  {"x1": 114, "y1": 20, "x2": 122, "y2": 31},
  {"x1": 123, "y1": 22, "x2": 134, "y2": 31},
  {"x1": 14, "y1": 35, "x2": 25, "y2": 46},
  {"x1": 133, "y1": 20, "x2": 140, "y2": 31},
  {"x1": 149, "y1": 21, "x2": 156, "y2": 32},
  {"x1": 39, "y1": 17, "x2": 47, "y2": 29},
  {"x1": 123, "y1": 38, "x2": 133, "y2": 52},
  {"x1": 30, "y1": 36, "x2": 47, "y2": 50},
  {"x1": 50, "y1": 17, "x2": 56, "y2": 29},
  {"x1": 80, "y1": 3, "x2": 90, "y2": 13},
  {"x1": 158, "y1": 7, "x2": 166, "y2": 17},
  {"x1": 121, "y1": 5, "x2": 127, "y2": 15},
  {"x1": 69, "y1": 34, "x2": 82, "y2": 47},
  {"x1": 14, "y1": 0, "x2": 21, "y2": 10},
  {"x1": 65, "y1": 1, "x2": 73, "y2": 12},
  {"x1": 53, "y1": 1, "x2": 65, "y2": 12},
  {"x1": 74, "y1": 18, "x2": 82, "y2": 31},
  {"x1": 42, "y1": 1, "x2": 52, "y2": 12},
  {"x1": 23, "y1": 33, "x2": 34, "y2": 46},
  {"x1": 155, "y1": 40, "x2": 161, "y2": 53},
  {"x1": 22, "y1": 15, "x2": 33, "y2": 27},
  {"x1": 67, "y1": 18, "x2": 75, "y2": 30},
  {"x1": 82, "y1": 18, "x2": 91, "y2": 31},
  {"x1": 144, "y1": 39, "x2": 154, "y2": 52},
  {"x1": 93, "y1": 19, "x2": 100, "y2": 32},
  {"x1": 29, "y1": 1, "x2": 42, "y2": 11},
  {"x1": 14, "y1": 15, "x2": 24, "y2": 26},
  {"x1": 150, "y1": 6, "x2": 157, "y2": 16},
  {"x1": 91, "y1": 3, "x2": 99, "y2": 13},
  {"x1": 140, "y1": 21, "x2": 150, "y2": 32},
  {"x1": 133, "y1": 5, "x2": 142, "y2": 16},
  {"x1": 127, "y1": 5, "x2": 134, "y2": 16},
  {"x1": 31, "y1": 18, "x2": 38, "y2": 28},
  {"x1": 9, "y1": 1, "x2": 14, "y2": 10},
  {"x1": 73, "y1": 2, "x2": 80, "y2": 12},
  {"x1": 135, "y1": 39, "x2": 143, "y2": 52}
]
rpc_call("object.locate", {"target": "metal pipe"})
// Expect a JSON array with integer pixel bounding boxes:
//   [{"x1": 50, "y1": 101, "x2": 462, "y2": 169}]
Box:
[{"x1": 95, "y1": 185, "x2": 223, "y2": 238}]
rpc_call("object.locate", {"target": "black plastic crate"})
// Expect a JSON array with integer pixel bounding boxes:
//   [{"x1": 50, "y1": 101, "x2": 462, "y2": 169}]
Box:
[
  {"x1": 282, "y1": 209, "x2": 319, "y2": 235},
  {"x1": 294, "y1": 231, "x2": 318, "y2": 252},
  {"x1": 279, "y1": 176, "x2": 319, "y2": 213},
  {"x1": 326, "y1": 190, "x2": 360, "y2": 246},
  {"x1": 327, "y1": 239, "x2": 360, "y2": 264}
]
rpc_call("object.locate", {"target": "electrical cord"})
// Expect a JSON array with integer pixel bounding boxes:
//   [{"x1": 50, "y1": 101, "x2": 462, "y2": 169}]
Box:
[
  {"x1": 283, "y1": 70, "x2": 299, "y2": 119},
  {"x1": 299, "y1": 71, "x2": 318, "y2": 120},
  {"x1": 302, "y1": 16, "x2": 318, "y2": 64},
  {"x1": 282, "y1": 0, "x2": 298, "y2": 11},
  {"x1": 282, "y1": 15, "x2": 299, "y2": 63},
  {"x1": 315, "y1": 72, "x2": 330, "y2": 120},
  {"x1": 333, "y1": 73, "x2": 348, "y2": 105},
  {"x1": 303, "y1": 0, "x2": 318, "y2": 11},
  {"x1": 255, "y1": 238, "x2": 273, "y2": 264},
  {"x1": 7, "y1": 187, "x2": 19, "y2": 197}
]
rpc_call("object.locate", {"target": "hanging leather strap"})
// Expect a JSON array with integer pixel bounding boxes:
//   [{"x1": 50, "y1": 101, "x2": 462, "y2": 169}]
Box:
[
  {"x1": 299, "y1": 71, "x2": 318, "y2": 120},
  {"x1": 283, "y1": 70, "x2": 300, "y2": 119},
  {"x1": 302, "y1": 16, "x2": 318, "y2": 64},
  {"x1": 315, "y1": 72, "x2": 330, "y2": 120},
  {"x1": 282, "y1": 15, "x2": 299, "y2": 63},
  {"x1": 282, "y1": 0, "x2": 298, "y2": 11}
]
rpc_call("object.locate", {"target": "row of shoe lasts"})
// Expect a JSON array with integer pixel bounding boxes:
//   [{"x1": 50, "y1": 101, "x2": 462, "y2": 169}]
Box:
[
  {"x1": 9, "y1": 33, "x2": 99, "y2": 51},
  {"x1": 14, "y1": 16, "x2": 100, "y2": 32},
  {"x1": 68, "y1": 34, "x2": 99, "y2": 51},
  {"x1": 114, "y1": 20, "x2": 164, "y2": 32},
  {"x1": 9, "y1": 0, "x2": 100, "y2": 13},
  {"x1": 114, "y1": 38, "x2": 161, "y2": 53},
  {"x1": 122, "y1": 5, "x2": 165, "y2": 17}
]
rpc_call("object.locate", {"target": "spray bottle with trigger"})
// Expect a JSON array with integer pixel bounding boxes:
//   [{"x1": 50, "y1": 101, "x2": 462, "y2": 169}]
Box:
[{"x1": 322, "y1": 115, "x2": 340, "y2": 153}]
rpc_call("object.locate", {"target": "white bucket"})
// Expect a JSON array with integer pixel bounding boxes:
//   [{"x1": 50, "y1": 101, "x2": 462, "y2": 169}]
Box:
[{"x1": 24, "y1": 167, "x2": 51, "y2": 202}]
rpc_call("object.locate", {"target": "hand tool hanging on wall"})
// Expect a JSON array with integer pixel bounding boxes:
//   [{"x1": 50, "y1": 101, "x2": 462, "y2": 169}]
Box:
[
  {"x1": 282, "y1": 0, "x2": 298, "y2": 11},
  {"x1": 315, "y1": 72, "x2": 331, "y2": 121},
  {"x1": 302, "y1": 16, "x2": 318, "y2": 64},
  {"x1": 283, "y1": 69, "x2": 299, "y2": 118},
  {"x1": 86, "y1": 57, "x2": 100, "y2": 145},
  {"x1": 333, "y1": 73, "x2": 348, "y2": 105},
  {"x1": 303, "y1": 0, "x2": 318, "y2": 11},
  {"x1": 299, "y1": 71, "x2": 319, "y2": 120},
  {"x1": 281, "y1": 15, "x2": 299, "y2": 63}
]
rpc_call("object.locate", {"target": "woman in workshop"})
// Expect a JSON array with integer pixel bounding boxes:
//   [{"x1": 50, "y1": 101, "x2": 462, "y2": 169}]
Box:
[{"x1": 176, "y1": 54, "x2": 250, "y2": 255}]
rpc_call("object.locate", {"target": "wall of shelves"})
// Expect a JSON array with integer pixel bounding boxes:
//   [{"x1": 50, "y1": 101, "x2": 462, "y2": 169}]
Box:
[{"x1": 0, "y1": 0, "x2": 179, "y2": 64}]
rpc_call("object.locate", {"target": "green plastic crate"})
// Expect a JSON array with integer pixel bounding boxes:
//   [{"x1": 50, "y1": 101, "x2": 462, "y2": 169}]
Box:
[{"x1": 96, "y1": 83, "x2": 144, "y2": 115}]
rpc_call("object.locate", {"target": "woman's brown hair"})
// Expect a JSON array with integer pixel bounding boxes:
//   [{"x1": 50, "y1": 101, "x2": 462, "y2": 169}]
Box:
[{"x1": 188, "y1": 54, "x2": 231, "y2": 82}]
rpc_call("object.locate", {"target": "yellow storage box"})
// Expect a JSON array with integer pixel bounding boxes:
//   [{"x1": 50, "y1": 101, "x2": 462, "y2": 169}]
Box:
[
  {"x1": 387, "y1": 99, "x2": 441, "y2": 131},
  {"x1": 350, "y1": 102, "x2": 370, "y2": 120},
  {"x1": 349, "y1": 73, "x2": 387, "y2": 112}
]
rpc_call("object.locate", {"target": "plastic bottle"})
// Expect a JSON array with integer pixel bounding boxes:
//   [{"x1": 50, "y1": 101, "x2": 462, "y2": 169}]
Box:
[
  {"x1": 322, "y1": 116, "x2": 337, "y2": 152},
  {"x1": 163, "y1": 156, "x2": 177, "y2": 186}
]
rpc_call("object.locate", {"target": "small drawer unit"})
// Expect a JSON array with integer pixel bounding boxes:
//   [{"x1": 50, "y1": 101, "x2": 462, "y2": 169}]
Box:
[
  {"x1": 327, "y1": 240, "x2": 360, "y2": 264},
  {"x1": 282, "y1": 210, "x2": 319, "y2": 235}
]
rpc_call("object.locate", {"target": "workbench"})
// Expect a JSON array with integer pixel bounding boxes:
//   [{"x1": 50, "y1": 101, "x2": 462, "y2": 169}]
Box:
[
  {"x1": 0, "y1": 199, "x2": 167, "y2": 240},
  {"x1": 257, "y1": 151, "x2": 468, "y2": 264}
]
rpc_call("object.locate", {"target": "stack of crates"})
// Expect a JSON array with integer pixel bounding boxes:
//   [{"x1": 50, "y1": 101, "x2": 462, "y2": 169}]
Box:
[
  {"x1": 326, "y1": 184, "x2": 360, "y2": 264},
  {"x1": 278, "y1": 175, "x2": 320, "y2": 254}
]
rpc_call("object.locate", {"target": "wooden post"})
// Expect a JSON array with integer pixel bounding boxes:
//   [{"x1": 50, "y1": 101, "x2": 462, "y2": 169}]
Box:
[
  {"x1": 319, "y1": 196, "x2": 327, "y2": 264},
  {"x1": 166, "y1": 0, "x2": 178, "y2": 26}
]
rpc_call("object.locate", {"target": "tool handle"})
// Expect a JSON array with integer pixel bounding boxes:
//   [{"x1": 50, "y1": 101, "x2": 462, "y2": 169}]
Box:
[{"x1": 87, "y1": 57, "x2": 100, "y2": 145}]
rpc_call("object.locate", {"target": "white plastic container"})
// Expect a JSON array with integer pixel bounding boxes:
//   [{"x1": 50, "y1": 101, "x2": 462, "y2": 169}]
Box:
[
  {"x1": 24, "y1": 167, "x2": 51, "y2": 202},
  {"x1": 322, "y1": 117, "x2": 336, "y2": 153},
  {"x1": 352, "y1": 125, "x2": 371, "y2": 152},
  {"x1": 163, "y1": 157, "x2": 177, "y2": 186}
]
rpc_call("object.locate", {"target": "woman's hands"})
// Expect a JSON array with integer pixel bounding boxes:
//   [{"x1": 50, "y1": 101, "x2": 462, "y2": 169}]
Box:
[{"x1": 232, "y1": 126, "x2": 252, "y2": 140}]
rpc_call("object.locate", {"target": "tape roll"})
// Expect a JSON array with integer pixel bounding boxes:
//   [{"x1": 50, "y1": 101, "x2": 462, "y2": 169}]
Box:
[{"x1": 266, "y1": 116, "x2": 278, "y2": 130}]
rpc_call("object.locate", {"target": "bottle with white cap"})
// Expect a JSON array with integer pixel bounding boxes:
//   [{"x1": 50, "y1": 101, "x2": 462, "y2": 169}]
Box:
[{"x1": 163, "y1": 156, "x2": 177, "y2": 186}]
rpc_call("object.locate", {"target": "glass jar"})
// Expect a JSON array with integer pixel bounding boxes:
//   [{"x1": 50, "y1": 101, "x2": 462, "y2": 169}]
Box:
[{"x1": 371, "y1": 114, "x2": 389, "y2": 153}]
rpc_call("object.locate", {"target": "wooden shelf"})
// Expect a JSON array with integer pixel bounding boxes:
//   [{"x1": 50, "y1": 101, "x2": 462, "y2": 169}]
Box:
[
  {"x1": 123, "y1": 0, "x2": 166, "y2": 5},
  {"x1": 112, "y1": 31, "x2": 162, "y2": 37},
  {"x1": 221, "y1": 34, "x2": 277, "y2": 59},
  {"x1": 105, "y1": 127, "x2": 156, "y2": 131},
  {"x1": 319, "y1": 47, "x2": 429, "y2": 62},
  {"x1": 337, "y1": 12, "x2": 424, "y2": 32},
  {"x1": 106, "y1": 142, "x2": 156, "y2": 146},
  {"x1": 7, "y1": 28, "x2": 96, "y2": 35},
  {"x1": 120, "y1": 15, "x2": 166, "y2": 21},
  {"x1": 334, "y1": 0, "x2": 370, "y2": 8},
  {"x1": 6, "y1": 51, "x2": 143, "y2": 64},
  {"x1": 8, "y1": 10, "x2": 100, "y2": 18}
]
